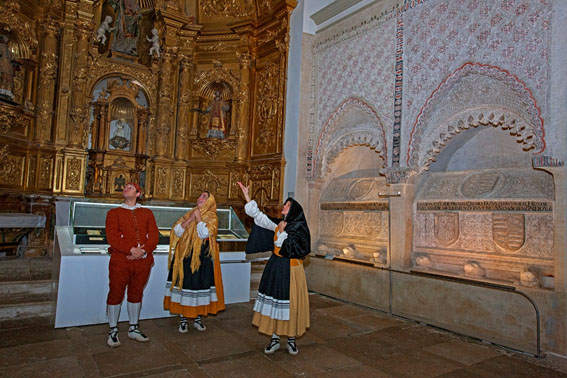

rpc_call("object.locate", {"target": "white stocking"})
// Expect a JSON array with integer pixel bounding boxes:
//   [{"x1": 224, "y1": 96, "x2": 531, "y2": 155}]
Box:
[
  {"x1": 127, "y1": 301, "x2": 141, "y2": 326},
  {"x1": 107, "y1": 304, "x2": 121, "y2": 328}
]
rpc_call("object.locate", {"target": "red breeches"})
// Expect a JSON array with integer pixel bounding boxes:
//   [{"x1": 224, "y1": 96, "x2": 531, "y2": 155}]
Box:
[{"x1": 107, "y1": 254, "x2": 153, "y2": 305}]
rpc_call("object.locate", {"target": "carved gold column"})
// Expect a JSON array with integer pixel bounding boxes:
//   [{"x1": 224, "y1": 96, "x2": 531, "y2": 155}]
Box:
[
  {"x1": 236, "y1": 53, "x2": 252, "y2": 162},
  {"x1": 59, "y1": 6, "x2": 92, "y2": 195},
  {"x1": 67, "y1": 21, "x2": 90, "y2": 148},
  {"x1": 154, "y1": 48, "x2": 174, "y2": 157},
  {"x1": 35, "y1": 19, "x2": 59, "y2": 144},
  {"x1": 175, "y1": 57, "x2": 193, "y2": 161}
]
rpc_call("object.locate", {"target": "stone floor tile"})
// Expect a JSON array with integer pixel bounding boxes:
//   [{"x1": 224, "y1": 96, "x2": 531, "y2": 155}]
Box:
[
  {"x1": 269, "y1": 344, "x2": 363, "y2": 376},
  {"x1": 200, "y1": 353, "x2": 292, "y2": 378},
  {"x1": 326, "y1": 331, "x2": 407, "y2": 362},
  {"x1": 374, "y1": 323, "x2": 454, "y2": 349},
  {"x1": 468, "y1": 355, "x2": 567, "y2": 378},
  {"x1": 424, "y1": 339, "x2": 503, "y2": 365},
  {"x1": 307, "y1": 293, "x2": 343, "y2": 310},
  {"x1": 340, "y1": 312, "x2": 407, "y2": 331},
  {"x1": 0, "y1": 338, "x2": 75, "y2": 368},
  {"x1": 0, "y1": 325, "x2": 68, "y2": 348},
  {"x1": 375, "y1": 349, "x2": 463, "y2": 378},
  {"x1": 91, "y1": 338, "x2": 178, "y2": 377},
  {"x1": 515, "y1": 352, "x2": 567, "y2": 374},
  {"x1": 114, "y1": 364, "x2": 199, "y2": 378},
  {"x1": 173, "y1": 327, "x2": 255, "y2": 362},
  {"x1": 308, "y1": 311, "x2": 368, "y2": 340},
  {"x1": 434, "y1": 367, "x2": 498, "y2": 378},
  {"x1": 318, "y1": 303, "x2": 377, "y2": 319},
  {"x1": 316, "y1": 364, "x2": 393, "y2": 378},
  {"x1": 0, "y1": 356, "x2": 83, "y2": 378}
]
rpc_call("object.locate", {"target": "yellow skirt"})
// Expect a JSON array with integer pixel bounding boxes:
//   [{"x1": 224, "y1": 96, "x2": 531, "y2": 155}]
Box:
[{"x1": 253, "y1": 263, "x2": 310, "y2": 337}]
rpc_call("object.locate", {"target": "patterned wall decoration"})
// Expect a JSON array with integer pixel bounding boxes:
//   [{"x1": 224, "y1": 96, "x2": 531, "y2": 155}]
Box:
[
  {"x1": 307, "y1": 13, "x2": 397, "y2": 178},
  {"x1": 308, "y1": 0, "x2": 553, "y2": 177},
  {"x1": 402, "y1": 0, "x2": 551, "y2": 165}
]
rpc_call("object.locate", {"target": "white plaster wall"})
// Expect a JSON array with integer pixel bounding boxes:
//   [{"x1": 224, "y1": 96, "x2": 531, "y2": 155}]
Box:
[{"x1": 283, "y1": 0, "x2": 304, "y2": 200}]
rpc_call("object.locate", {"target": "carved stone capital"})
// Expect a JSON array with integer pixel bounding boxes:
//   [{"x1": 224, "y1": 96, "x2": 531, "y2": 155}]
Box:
[{"x1": 381, "y1": 167, "x2": 417, "y2": 185}]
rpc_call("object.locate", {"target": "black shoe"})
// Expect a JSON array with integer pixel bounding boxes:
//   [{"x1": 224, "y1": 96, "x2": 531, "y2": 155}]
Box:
[
  {"x1": 287, "y1": 338, "x2": 298, "y2": 355},
  {"x1": 179, "y1": 317, "x2": 188, "y2": 333},
  {"x1": 264, "y1": 337, "x2": 280, "y2": 354},
  {"x1": 194, "y1": 316, "x2": 206, "y2": 331},
  {"x1": 107, "y1": 327, "x2": 120, "y2": 348},
  {"x1": 128, "y1": 324, "x2": 149, "y2": 342}
]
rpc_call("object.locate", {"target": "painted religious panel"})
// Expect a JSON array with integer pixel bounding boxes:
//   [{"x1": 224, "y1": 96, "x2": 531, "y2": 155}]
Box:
[{"x1": 97, "y1": 0, "x2": 155, "y2": 61}]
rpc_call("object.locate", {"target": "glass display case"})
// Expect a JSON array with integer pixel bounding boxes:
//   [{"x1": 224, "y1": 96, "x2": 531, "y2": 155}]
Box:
[{"x1": 69, "y1": 201, "x2": 248, "y2": 253}]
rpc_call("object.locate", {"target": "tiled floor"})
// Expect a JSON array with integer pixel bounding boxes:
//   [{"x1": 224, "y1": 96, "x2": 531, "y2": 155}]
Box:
[{"x1": 1, "y1": 293, "x2": 566, "y2": 377}]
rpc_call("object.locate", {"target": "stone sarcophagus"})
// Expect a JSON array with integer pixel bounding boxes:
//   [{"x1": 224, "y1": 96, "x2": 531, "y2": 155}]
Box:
[
  {"x1": 413, "y1": 168, "x2": 554, "y2": 289},
  {"x1": 316, "y1": 170, "x2": 389, "y2": 264}
]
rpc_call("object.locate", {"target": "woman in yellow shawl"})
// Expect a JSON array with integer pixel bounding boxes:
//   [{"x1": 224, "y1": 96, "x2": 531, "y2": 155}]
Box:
[{"x1": 164, "y1": 191, "x2": 225, "y2": 333}]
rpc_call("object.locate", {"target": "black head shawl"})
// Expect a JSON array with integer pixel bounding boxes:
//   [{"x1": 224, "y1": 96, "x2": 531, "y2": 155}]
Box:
[
  {"x1": 279, "y1": 198, "x2": 311, "y2": 259},
  {"x1": 245, "y1": 198, "x2": 311, "y2": 259}
]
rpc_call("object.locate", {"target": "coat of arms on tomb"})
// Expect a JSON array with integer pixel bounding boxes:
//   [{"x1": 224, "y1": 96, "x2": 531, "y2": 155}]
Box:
[
  {"x1": 434, "y1": 212, "x2": 459, "y2": 247},
  {"x1": 492, "y1": 213, "x2": 525, "y2": 252},
  {"x1": 461, "y1": 171, "x2": 501, "y2": 198}
]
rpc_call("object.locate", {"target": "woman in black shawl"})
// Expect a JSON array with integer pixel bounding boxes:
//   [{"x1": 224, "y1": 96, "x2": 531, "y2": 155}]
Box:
[{"x1": 238, "y1": 182, "x2": 310, "y2": 356}]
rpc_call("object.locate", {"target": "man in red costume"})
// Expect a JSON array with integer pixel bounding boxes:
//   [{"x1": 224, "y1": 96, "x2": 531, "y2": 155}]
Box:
[{"x1": 105, "y1": 182, "x2": 159, "y2": 348}]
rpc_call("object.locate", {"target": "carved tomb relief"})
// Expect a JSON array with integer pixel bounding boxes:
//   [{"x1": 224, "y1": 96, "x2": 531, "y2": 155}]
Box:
[
  {"x1": 317, "y1": 170, "x2": 389, "y2": 265},
  {"x1": 413, "y1": 168, "x2": 555, "y2": 289}
]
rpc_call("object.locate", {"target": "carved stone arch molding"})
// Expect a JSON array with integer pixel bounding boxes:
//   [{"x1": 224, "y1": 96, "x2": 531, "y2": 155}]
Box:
[
  {"x1": 406, "y1": 62, "x2": 545, "y2": 171},
  {"x1": 312, "y1": 97, "x2": 387, "y2": 180},
  {"x1": 414, "y1": 107, "x2": 540, "y2": 171}
]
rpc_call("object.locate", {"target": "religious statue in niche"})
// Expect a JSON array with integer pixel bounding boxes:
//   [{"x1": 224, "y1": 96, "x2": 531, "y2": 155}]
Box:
[
  {"x1": 194, "y1": 84, "x2": 232, "y2": 139},
  {"x1": 0, "y1": 34, "x2": 20, "y2": 103},
  {"x1": 109, "y1": 118, "x2": 132, "y2": 150},
  {"x1": 206, "y1": 90, "x2": 230, "y2": 138}
]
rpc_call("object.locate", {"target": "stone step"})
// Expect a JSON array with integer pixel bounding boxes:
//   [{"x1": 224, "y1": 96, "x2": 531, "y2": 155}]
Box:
[
  {"x1": 0, "y1": 257, "x2": 53, "y2": 282},
  {"x1": 0, "y1": 280, "x2": 54, "y2": 305},
  {"x1": 0, "y1": 301, "x2": 55, "y2": 330}
]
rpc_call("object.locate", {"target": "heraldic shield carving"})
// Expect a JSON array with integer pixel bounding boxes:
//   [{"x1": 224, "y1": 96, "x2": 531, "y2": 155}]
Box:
[
  {"x1": 434, "y1": 213, "x2": 459, "y2": 247},
  {"x1": 492, "y1": 213, "x2": 525, "y2": 252}
]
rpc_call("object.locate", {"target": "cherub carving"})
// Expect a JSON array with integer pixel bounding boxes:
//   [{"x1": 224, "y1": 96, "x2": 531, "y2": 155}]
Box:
[
  {"x1": 146, "y1": 28, "x2": 160, "y2": 58},
  {"x1": 96, "y1": 16, "x2": 115, "y2": 45}
]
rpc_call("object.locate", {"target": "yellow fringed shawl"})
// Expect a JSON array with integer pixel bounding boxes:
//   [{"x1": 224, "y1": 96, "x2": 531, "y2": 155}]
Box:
[{"x1": 168, "y1": 194, "x2": 219, "y2": 290}]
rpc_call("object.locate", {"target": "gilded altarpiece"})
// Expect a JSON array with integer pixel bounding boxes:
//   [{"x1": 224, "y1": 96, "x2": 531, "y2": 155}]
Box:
[{"x1": 0, "y1": 0, "x2": 296, "y2": 253}]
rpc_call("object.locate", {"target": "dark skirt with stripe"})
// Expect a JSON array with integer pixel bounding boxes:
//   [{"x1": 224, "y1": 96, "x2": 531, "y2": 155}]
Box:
[{"x1": 164, "y1": 241, "x2": 224, "y2": 317}]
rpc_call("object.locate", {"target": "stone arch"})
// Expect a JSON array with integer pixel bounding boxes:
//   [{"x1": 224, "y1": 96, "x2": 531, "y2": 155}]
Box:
[
  {"x1": 406, "y1": 62, "x2": 545, "y2": 170},
  {"x1": 312, "y1": 97, "x2": 387, "y2": 179}
]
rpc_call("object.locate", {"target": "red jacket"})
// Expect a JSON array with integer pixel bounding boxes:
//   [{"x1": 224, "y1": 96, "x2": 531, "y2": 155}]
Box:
[{"x1": 105, "y1": 206, "x2": 159, "y2": 256}]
